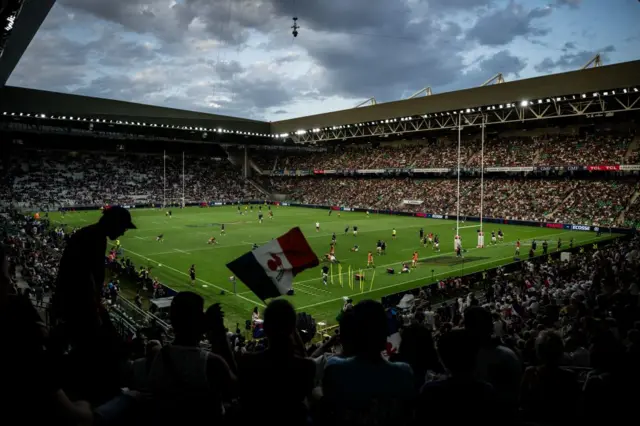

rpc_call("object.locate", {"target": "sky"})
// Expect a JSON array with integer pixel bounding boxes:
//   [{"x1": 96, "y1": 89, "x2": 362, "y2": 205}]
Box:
[{"x1": 7, "y1": 0, "x2": 640, "y2": 121}]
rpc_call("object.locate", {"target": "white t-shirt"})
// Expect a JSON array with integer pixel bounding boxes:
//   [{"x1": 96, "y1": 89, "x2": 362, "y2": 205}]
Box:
[{"x1": 424, "y1": 310, "x2": 435, "y2": 328}]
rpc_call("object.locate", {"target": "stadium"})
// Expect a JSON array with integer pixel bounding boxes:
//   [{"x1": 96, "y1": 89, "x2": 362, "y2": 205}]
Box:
[{"x1": 2, "y1": 1, "x2": 640, "y2": 425}]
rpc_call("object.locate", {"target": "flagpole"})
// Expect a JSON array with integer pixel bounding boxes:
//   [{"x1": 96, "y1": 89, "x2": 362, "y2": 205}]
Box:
[
  {"x1": 163, "y1": 150, "x2": 166, "y2": 209},
  {"x1": 182, "y1": 151, "x2": 185, "y2": 208}
]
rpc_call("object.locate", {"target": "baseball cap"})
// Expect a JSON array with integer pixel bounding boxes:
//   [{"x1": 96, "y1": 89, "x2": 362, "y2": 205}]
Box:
[{"x1": 102, "y1": 206, "x2": 137, "y2": 229}]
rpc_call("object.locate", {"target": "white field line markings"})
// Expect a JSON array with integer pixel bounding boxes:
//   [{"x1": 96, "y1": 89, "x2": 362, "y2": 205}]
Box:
[
  {"x1": 143, "y1": 222, "x2": 452, "y2": 256},
  {"x1": 122, "y1": 246, "x2": 265, "y2": 307},
  {"x1": 173, "y1": 249, "x2": 190, "y2": 254},
  {"x1": 298, "y1": 234, "x2": 603, "y2": 311},
  {"x1": 292, "y1": 230, "x2": 572, "y2": 286}
]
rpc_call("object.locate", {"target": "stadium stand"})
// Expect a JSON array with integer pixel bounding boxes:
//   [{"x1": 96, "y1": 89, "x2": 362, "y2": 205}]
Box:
[
  {"x1": 3, "y1": 198, "x2": 639, "y2": 424},
  {"x1": 254, "y1": 133, "x2": 637, "y2": 170},
  {"x1": 1, "y1": 150, "x2": 260, "y2": 209}
]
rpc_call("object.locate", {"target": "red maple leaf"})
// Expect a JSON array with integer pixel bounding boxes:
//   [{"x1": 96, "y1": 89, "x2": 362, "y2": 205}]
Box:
[{"x1": 267, "y1": 253, "x2": 283, "y2": 271}]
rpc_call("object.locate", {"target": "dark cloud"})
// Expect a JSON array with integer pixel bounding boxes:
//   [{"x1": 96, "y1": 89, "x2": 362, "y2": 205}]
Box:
[
  {"x1": 534, "y1": 45, "x2": 615, "y2": 73},
  {"x1": 8, "y1": 0, "x2": 626, "y2": 121},
  {"x1": 58, "y1": 0, "x2": 190, "y2": 42},
  {"x1": 269, "y1": 0, "x2": 413, "y2": 33},
  {"x1": 426, "y1": 0, "x2": 494, "y2": 11},
  {"x1": 477, "y1": 50, "x2": 527, "y2": 78},
  {"x1": 89, "y1": 35, "x2": 161, "y2": 67},
  {"x1": 74, "y1": 74, "x2": 169, "y2": 101},
  {"x1": 281, "y1": 0, "x2": 469, "y2": 102},
  {"x1": 212, "y1": 60, "x2": 245, "y2": 81},
  {"x1": 555, "y1": 0, "x2": 582, "y2": 8},
  {"x1": 467, "y1": 1, "x2": 553, "y2": 46}
]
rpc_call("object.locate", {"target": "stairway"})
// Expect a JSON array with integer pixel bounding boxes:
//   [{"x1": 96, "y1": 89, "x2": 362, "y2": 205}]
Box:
[
  {"x1": 617, "y1": 188, "x2": 640, "y2": 225},
  {"x1": 547, "y1": 181, "x2": 578, "y2": 218},
  {"x1": 247, "y1": 178, "x2": 270, "y2": 197},
  {"x1": 248, "y1": 159, "x2": 264, "y2": 175}
]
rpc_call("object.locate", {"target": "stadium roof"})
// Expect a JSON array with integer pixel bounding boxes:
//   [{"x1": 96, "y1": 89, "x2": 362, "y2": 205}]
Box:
[
  {"x1": 0, "y1": 1, "x2": 54, "y2": 88},
  {"x1": 0, "y1": 86, "x2": 271, "y2": 134},
  {"x1": 270, "y1": 60, "x2": 640, "y2": 135}
]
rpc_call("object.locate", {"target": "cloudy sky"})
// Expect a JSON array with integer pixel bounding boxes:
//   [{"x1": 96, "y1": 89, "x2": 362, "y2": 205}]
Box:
[{"x1": 7, "y1": 0, "x2": 640, "y2": 121}]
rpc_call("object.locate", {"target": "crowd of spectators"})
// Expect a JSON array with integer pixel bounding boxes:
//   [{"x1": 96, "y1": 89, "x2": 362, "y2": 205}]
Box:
[
  {"x1": 286, "y1": 177, "x2": 638, "y2": 226},
  {"x1": 1, "y1": 208, "x2": 63, "y2": 298},
  {"x1": 251, "y1": 133, "x2": 636, "y2": 171},
  {"x1": 537, "y1": 134, "x2": 631, "y2": 166},
  {"x1": 2, "y1": 135, "x2": 640, "y2": 425},
  {"x1": 1, "y1": 150, "x2": 260, "y2": 210},
  {"x1": 3, "y1": 209, "x2": 639, "y2": 425}
]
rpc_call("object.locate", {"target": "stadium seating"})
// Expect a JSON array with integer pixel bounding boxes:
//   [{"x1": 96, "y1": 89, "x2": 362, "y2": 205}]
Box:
[
  {"x1": 2, "y1": 132, "x2": 640, "y2": 425},
  {"x1": 1, "y1": 150, "x2": 260, "y2": 209},
  {"x1": 284, "y1": 177, "x2": 637, "y2": 227},
  {"x1": 255, "y1": 133, "x2": 636, "y2": 170}
]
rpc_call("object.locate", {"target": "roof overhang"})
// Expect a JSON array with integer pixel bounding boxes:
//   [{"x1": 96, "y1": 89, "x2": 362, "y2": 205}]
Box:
[
  {"x1": 0, "y1": 0, "x2": 55, "y2": 88},
  {"x1": 270, "y1": 60, "x2": 640, "y2": 135},
  {"x1": 0, "y1": 86, "x2": 272, "y2": 134}
]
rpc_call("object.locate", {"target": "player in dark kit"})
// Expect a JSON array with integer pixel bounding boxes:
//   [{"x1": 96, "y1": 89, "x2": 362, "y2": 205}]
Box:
[
  {"x1": 332, "y1": 233, "x2": 337, "y2": 245},
  {"x1": 189, "y1": 264, "x2": 196, "y2": 285},
  {"x1": 344, "y1": 225, "x2": 349, "y2": 235},
  {"x1": 542, "y1": 240, "x2": 548, "y2": 254},
  {"x1": 557, "y1": 238, "x2": 562, "y2": 251},
  {"x1": 419, "y1": 228, "x2": 424, "y2": 241},
  {"x1": 221, "y1": 223, "x2": 226, "y2": 235},
  {"x1": 322, "y1": 265, "x2": 329, "y2": 286},
  {"x1": 156, "y1": 234, "x2": 164, "y2": 242},
  {"x1": 258, "y1": 212, "x2": 264, "y2": 224},
  {"x1": 532, "y1": 239, "x2": 537, "y2": 251},
  {"x1": 328, "y1": 209, "x2": 332, "y2": 216}
]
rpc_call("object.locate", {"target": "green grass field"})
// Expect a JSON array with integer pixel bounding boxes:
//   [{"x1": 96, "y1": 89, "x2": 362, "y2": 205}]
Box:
[{"x1": 49, "y1": 206, "x2": 616, "y2": 328}]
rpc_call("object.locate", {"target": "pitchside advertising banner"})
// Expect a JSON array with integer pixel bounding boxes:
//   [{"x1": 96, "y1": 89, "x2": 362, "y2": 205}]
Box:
[
  {"x1": 279, "y1": 165, "x2": 640, "y2": 175},
  {"x1": 402, "y1": 200, "x2": 424, "y2": 205},
  {"x1": 271, "y1": 170, "x2": 312, "y2": 176},
  {"x1": 412, "y1": 168, "x2": 451, "y2": 173}
]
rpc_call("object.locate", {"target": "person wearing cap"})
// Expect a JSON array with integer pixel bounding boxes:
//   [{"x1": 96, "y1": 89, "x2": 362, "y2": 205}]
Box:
[{"x1": 52, "y1": 206, "x2": 136, "y2": 403}]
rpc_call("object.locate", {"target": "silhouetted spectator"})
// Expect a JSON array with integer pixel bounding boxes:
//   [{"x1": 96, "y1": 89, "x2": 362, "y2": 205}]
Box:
[
  {"x1": 322, "y1": 300, "x2": 415, "y2": 426},
  {"x1": 238, "y1": 298, "x2": 315, "y2": 426}
]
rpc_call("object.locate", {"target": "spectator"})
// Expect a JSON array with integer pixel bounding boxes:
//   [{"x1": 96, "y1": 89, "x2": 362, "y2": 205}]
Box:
[
  {"x1": 389, "y1": 320, "x2": 445, "y2": 389},
  {"x1": 0, "y1": 244, "x2": 94, "y2": 425},
  {"x1": 147, "y1": 291, "x2": 236, "y2": 424},
  {"x1": 52, "y1": 206, "x2": 136, "y2": 403},
  {"x1": 520, "y1": 330, "x2": 581, "y2": 423},
  {"x1": 417, "y1": 329, "x2": 499, "y2": 424},
  {"x1": 464, "y1": 306, "x2": 522, "y2": 412},
  {"x1": 322, "y1": 300, "x2": 415, "y2": 426},
  {"x1": 129, "y1": 340, "x2": 161, "y2": 392},
  {"x1": 238, "y1": 298, "x2": 315, "y2": 425}
]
